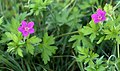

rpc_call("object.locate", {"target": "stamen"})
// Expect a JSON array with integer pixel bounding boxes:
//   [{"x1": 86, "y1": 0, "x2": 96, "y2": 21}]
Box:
[
  {"x1": 25, "y1": 27, "x2": 29, "y2": 31},
  {"x1": 98, "y1": 16, "x2": 102, "y2": 20}
]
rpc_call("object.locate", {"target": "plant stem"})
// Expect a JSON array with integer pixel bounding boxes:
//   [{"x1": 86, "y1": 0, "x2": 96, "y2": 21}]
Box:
[
  {"x1": 100, "y1": 47, "x2": 109, "y2": 57},
  {"x1": 53, "y1": 55, "x2": 75, "y2": 58},
  {"x1": 72, "y1": 51, "x2": 84, "y2": 71},
  {"x1": 113, "y1": 41, "x2": 116, "y2": 56},
  {"x1": 55, "y1": 31, "x2": 79, "y2": 39},
  {"x1": 107, "y1": 55, "x2": 119, "y2": 71},
  {"x1": 91, "y1": 5, "x2": 95, "y2": 13},
  {"x1": 59, "y1": 0, "x2": 75, "y2": 14},
  {"x1": 117, "y1": 43, "x2": 119, "y2": 58},
  {"x1": 110, "y1": 0, "x2": 113, "y2": 5},
  {"x1": 23, "y1": 37, "x2": 26, "y2": 42},
  {"x1": 76, "y1": 62, "x2": 84, "y2": 71},
  {"x1": 113, "y1": 1, "x2": 120, "y2": 11},
  {"x1": 0, "y1": 67, "x2": 14, "y2": 71},
  {"x1": 107, "y1": 55, "x2": 116, "y2": 65}
]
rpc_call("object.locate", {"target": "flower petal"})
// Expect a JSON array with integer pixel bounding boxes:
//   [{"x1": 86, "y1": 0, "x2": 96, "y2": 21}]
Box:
[
  {"x1": 97, "y1": 9, "x2": 106, "y2": 15},
  {"x1": 102, "y1": 11, "x2": 106, "y2": 15},
  {"x1": 94, "y1": 19, "x2": 100, "y2": 23},
  {"x1": 91, "y1": 14, "x2": 97, "y2": 19},
  {"x1": 18, "y1": 26, "x2": 24, "y2": 32},
  {"x1": 91, "y1": 9, "x2": 106, "y2": 23},
  {"x1": 21, "y1": 20, "x2": 27, "y2": 27},
  {"x1": 22, "y1": 31, "x2": 29, "y2": 37},
  {"x1": 101, "y1": 16, "x2": 106, "y2": 21},
  {"x1": 91, "y1": 14, "x2": 100, "y2": 23},
  {"x1": 28, "y1": 21, "x2": 34, "y2": 28},
  {"x1": 28, "y1": 28, "x2": 34, "y2": 34},
  {"x1": 97, "y1": 9, "x2": 103, "y2": 12}
]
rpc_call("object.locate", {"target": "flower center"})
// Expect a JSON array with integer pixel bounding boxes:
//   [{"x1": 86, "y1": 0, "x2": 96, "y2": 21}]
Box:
[
  {"x1": 25, "y1": 27, "x2": 29, "y2": 31},
  {"x1": 98, "y1": 15, "x2": 102, "y2": 20}
]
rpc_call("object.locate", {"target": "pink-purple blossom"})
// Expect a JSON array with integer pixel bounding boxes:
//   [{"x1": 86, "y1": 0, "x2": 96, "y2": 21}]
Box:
[
  {"x1": 91, "y1": 9, "x2": 106, "y2": 23},
  {"x1": 18, "y1": 20, "x2": 35, "y2": 37}
]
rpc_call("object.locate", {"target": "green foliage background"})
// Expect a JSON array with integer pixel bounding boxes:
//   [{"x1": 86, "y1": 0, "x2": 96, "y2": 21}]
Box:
[{"x1": 0, "y1": 0, "x2": 120, "y2": 71}]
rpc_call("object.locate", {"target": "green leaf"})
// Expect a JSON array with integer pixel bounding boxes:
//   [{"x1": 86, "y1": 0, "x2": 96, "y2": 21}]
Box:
[
  {"x1": 103, "y1": 26, "x2": 119, "y2": 40},
  {"x1": 0, "y1": 16, "x2": 3, "y2": 25},
  {"x1": 28, "y1": 36, "x2": 41, "y2": 44},
  {"x1": 82, "y1": 36, "x2": 93, "y2": 48},
  {"x1": 5, "y1": 32, "x2": 18, "y2": 43},
  {"x1": 69, "y1": 33, "x2": 93, "y2": 48},
  {"x1": 69, "y1": 35, "x2": 81, "y2": 48},
  {"x1": 17, "y1": 48, "x2": 23, "y2": 57},
  {"x1": 41, "y1": 45, "x2": 57, "y2": 64},
  {"x1": 90, "y1": 51, "x2": 99, "y2": 60},
  {"x1": 96, "y1": 56, "x2": 104, "y2": 65},
  {"x1": 85, "y1": 56, "x2": 105, "y2": 71},
  {"x1": 104, "y1": 4, "x2": 113, "y2": 14},
  {"x1": 29, "y1": 0, "x2": 52, "y2": 16},
  {"x1": 97, "y1": 36, "x2": 105, "y2": 44},
  {"x1": 76, "y1": 46, "x2": 99, "y2": 64},
  {"x1": 26, "y1": 36, "x2": 41, "y2": 55},
  {"x1": 41, "y1": 48, "x2": 50, "y2": 64},
  {"x1": 40, "y1": 33, "x2": 57, "y2": 64},
  {"x1": 79, "y1": 2, "x2": 91, "y2": 9},
  {"x1": 43, "y1": 33, "x2": 54, "y2": 45},
  {"x1": 81, "y1": 20, "x2": 99, "y2": 42},
  {"x1": 43, "y1": 0, "x2": 53, "y2": 5},
  {"x1": 77, "y1": 46, "x2": 89, "y2": 55},
  {"x1": 89, "y1": 20, "x2": 96, "y2": 29},
  {"x1": 103, "y1": 29, "x2": 111, "y2": 34},
  {"x1": 7, "y1": 41, "x2": 18, "y2": 54},
  {"x1": 69, "y1": 35, "x2": 81, "y2": 42},
  {"x1": 26, "y1": 44, "x2": 34, "y2": 55},
  {"x1": 0, "y1": 34, "x2": 9, "y2": 43},
  {"x1": 90, "y1": 33, "x2": 96, "y2": 42},
  {"x1": 76, "y1": 55, "x2": 86, "y2": 62},
  {"x1": 7, "y1": 46, "x2": 16, "y2": 53},
  {"x1": 7, "y1": 42, "x2": 16, "y2": 47},
  {"x1": 3, "y1": 18, "x2": 20, "y2": 34},
  {"x1": 81, "y1": 26, "x2": 93, "y2": 35}
]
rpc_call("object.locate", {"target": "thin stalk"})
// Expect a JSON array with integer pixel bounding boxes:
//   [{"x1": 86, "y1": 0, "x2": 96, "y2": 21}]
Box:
[
  {"x1": 113, "y1": 1, "x2": 120, "y2": 11},
  {"x1": 100, "y1": 47, "x2": 109, "y2": 58},
  {"x1": 66, "y1": 60, "x2": 76, "y2": 71},
  {"x1": 23, "y1": 37, "x2": 26, "y2": 42},
  {"x1": 107, "y1": 13, "x2": 114, "y2": 21},
  {"x1": 32, "y1": 62, "x2": 37, "y2": 71},
  {"x1": 113, "y1": 42, "x2": 116, "y2": 56},
  {"x1": 61, "y1": 27, "x2": 74, "y2": 54},
  {"x1": 76, "y1": 62, "x2": 84, "y2": 71},
  {"x1": 72, "y1": 51, "x2": 84, "y2": 71},
  {"x1": 59, "y1": 0, "x2": 75, "y2": 14},
  {"x1": 27, "y1": 0, "x2": 30, "y2": 4},
  {"x1": 80, "y1": 62, "x2": 84, "y2": 71},
  {"x1": 21, "y1": 58, "x2": 26, "y2": 71},
  {"x1": 55, "y1": 31, "x2": 79, "y2": 39},
  {"x1": 0, "y1": 67, "x2": 14, "y2": 71},
  {"x1": 107, "y1": 55, "x2": 116, "y2": 64},
  {"x1": 53, "y1": 55, "x2": 75, "y2": 58},
  {"x1": 117, "y1": 43, "x2": 119, "y2": 58},
  {"x1": 96, "y1": 0, "x2": 99, "y2": 7},
  {"x1": 92, "y1": 5, "x2": 95, "y2": 13},
  {"x1": 110, "y1": 0, "x2": 113, "y2": 5},
  {"x1": 107, "y1": 55, "x2": 119, "y2": 71},
  {"x1": 115, "y1": 64, "x2": 119, "y2": 71}
]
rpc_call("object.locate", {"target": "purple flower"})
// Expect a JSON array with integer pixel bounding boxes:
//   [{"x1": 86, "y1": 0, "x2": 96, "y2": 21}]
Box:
[
  {"x1": 18, "y1": 20, "x2": 35, "y2": 37},
  {"x1": 91, "y1": 9, "x2": 106, "y2": 23}
]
